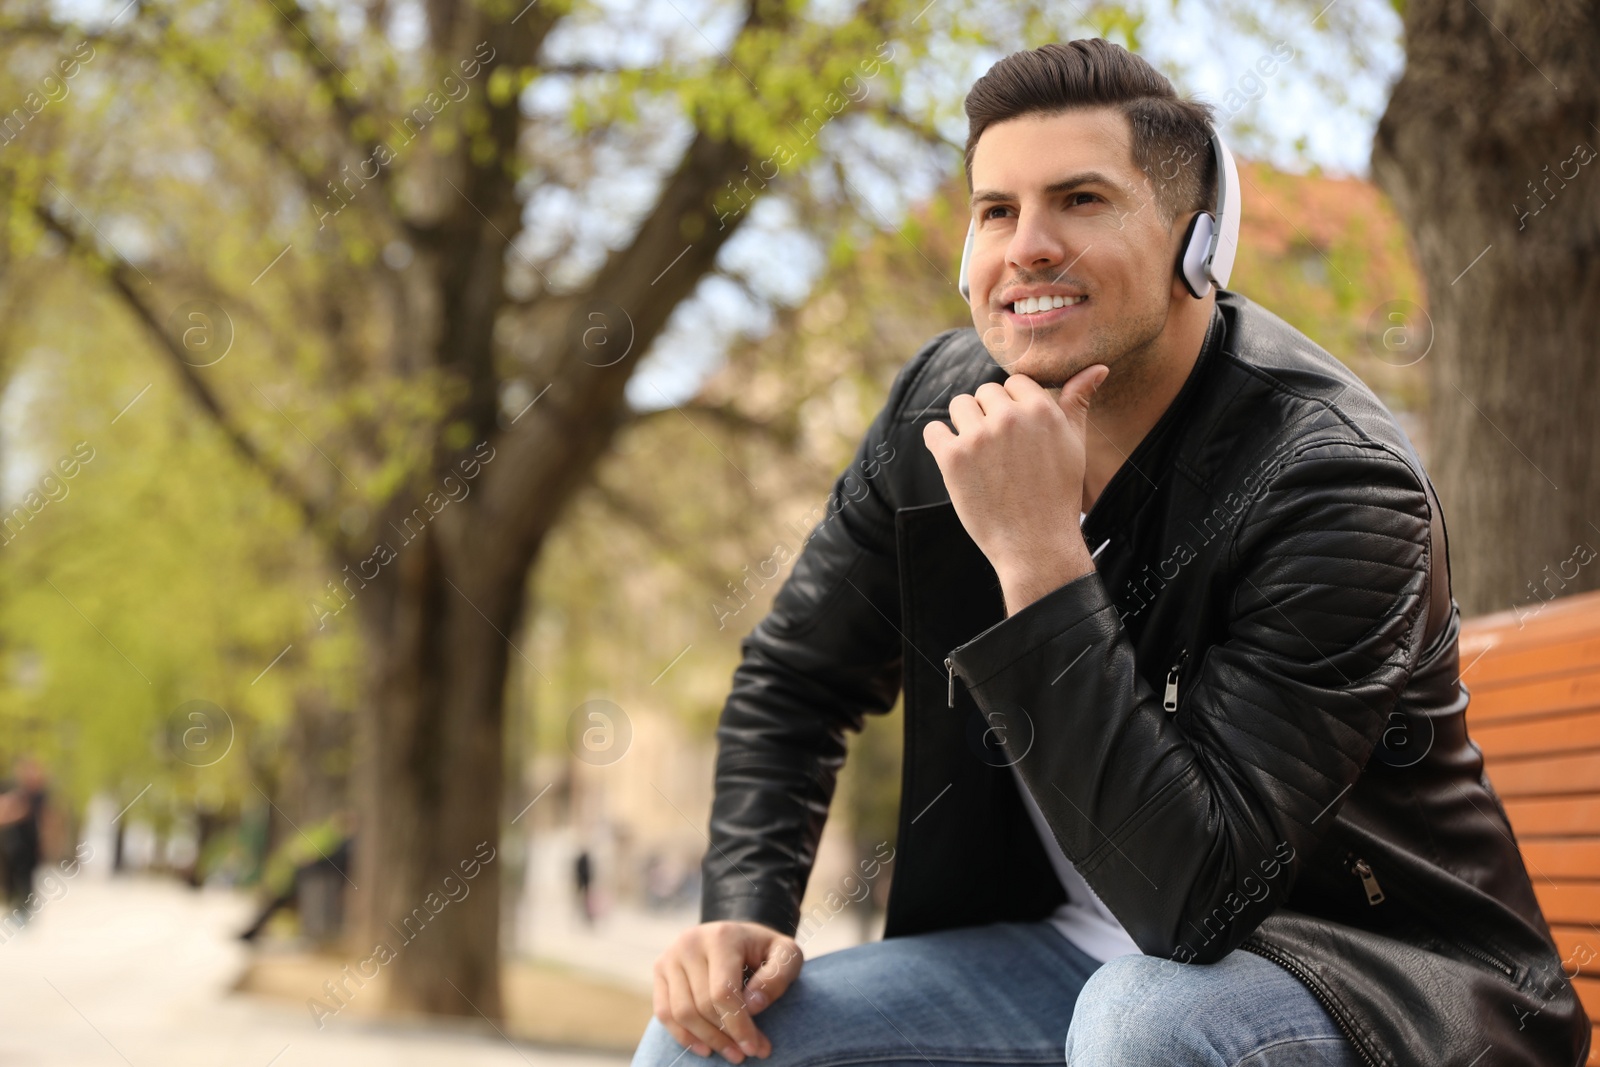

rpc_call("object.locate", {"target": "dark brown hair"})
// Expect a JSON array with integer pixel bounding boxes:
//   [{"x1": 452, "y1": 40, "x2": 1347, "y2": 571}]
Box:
[{"x1": 963, "y1": 39, "x2": 1217, "y2": 225}]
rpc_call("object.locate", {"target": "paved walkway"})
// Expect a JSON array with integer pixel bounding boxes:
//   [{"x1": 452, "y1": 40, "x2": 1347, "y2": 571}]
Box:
[
  {"x1": 0, "y1": 875, "x2": 631, "y2": 1067},
  {"x1": 513, "y1": 831, "x2": 882, "y2": 993}
]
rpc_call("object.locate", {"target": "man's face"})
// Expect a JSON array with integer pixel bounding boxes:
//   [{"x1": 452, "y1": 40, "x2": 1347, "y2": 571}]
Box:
[{"x1": 966, "y1": 106, "x2": 1191, "y2": 390}]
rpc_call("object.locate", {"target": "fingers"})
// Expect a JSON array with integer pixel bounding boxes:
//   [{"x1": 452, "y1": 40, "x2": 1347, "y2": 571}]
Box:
[
  {"x1": 1000, "y1": 374, "x2": 1050, "y2": 405},
  {"x1": 1054, "y1": 364, "x2": 1109, "y2": 416},
  {"x1": 744, "y1": 936, "x2": 803, "y2": 1013},
  {"x1": 946, "y1": 380, "x2": 1057, "y2": 441},
  {"x1": 687, "y1": 954, "x2": 751, "y2": 1063},
  {"x1": 654, "y1": 965, "x2": 705, "y2": 1055},
  {"x1": 922, "y1": 419, "x2": 954, "y2": 463},
  {"x1": 948, "y1": 391, "x2": 984, "y2": 434},
  {"x1": 663, "y1": 958, "x2": 744, "y2": 1061},
  {"x1": 706, "y1": 941, "x2": 769, "y2": 1057},
  {"x1": 971, "y1": 380, "x2": 1013, "y2": 417}
]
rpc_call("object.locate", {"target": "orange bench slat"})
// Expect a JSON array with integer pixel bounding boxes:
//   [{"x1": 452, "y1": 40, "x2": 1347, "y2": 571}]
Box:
[
  {"x1": 1519, "y1": 842, "x2": 1600, "y2": 882},
  {"x1": 1465, "y1": 670, "x2": 1600, "y2": 724},
  {"x1": 1460, "y1": 636, "x2": 1600, "y2": 690},
  {"x1": 1532, "y1": 883, "x2": 1600, "y2": 926},
  {"x1": 1502, "y1": 796, "x2": 1600, "y2": 838},
  {"x1": 1461, "y1": 593, "x2": 1600, "y2": 658},
  {"x1": 1573, "y1": 976, "x2": 1600, "y2": 1031},
  {"x1": 1475, "y1": 712, "x2": 1600, "y2": 761},
  {"x1": 1485, "y1": 752, "x2": 1600, "y2": 798},
  {"x1": 1551, "y1": 926, "x2": 1600, "y2": 971}
]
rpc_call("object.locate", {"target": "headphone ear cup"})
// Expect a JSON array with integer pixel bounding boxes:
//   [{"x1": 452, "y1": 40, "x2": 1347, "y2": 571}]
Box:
[{"x1": 1177, "y1": 211, "x2": 1215, "y2": 299}]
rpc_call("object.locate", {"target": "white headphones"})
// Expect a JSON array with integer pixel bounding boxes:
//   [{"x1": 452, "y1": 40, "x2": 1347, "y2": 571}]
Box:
[{"x1": 957, "y1": 128, "x2": 1242, "y2": 302}]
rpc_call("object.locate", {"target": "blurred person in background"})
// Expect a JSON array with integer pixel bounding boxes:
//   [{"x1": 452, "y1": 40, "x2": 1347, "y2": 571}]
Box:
[
  {"x1": 575, "y1": 847, "x2": 596, "y2": 926},
  {"x1": 0, "y1": 756, "x2": 58, "y2": 918},
  {"x1": 238, "y1": 809, "x2": 354, "y2": 944}
]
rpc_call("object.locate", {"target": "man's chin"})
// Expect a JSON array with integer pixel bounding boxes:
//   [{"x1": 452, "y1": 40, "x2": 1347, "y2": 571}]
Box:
[
  {"x1": 982, "y1": 330, "x2": 1091, "y2": 385},
  {"x1": 994, "y1": 350, "x2": 1081, "y2": 390}
]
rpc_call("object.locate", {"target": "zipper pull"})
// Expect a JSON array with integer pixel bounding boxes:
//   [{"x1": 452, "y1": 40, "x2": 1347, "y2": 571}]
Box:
[
  {"x1": 1162, "y1": 649, "x2": 1188, "y2": 713},
  {"x1": 946, "y1": 657, "x2": 955, "y2": 708},
  {"x1": 1353, "y1": 858, "x2": 1385, "y2": 905}
]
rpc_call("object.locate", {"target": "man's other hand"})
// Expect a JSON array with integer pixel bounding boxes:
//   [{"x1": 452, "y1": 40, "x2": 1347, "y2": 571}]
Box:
[{"x1": 651, "y1": 920, "x2": 803, "y2": 1061}]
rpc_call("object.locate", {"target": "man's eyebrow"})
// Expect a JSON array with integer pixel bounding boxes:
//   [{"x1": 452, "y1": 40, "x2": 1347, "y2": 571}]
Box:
[{"x1": 969, "y1": 171, "x2": 1128, "y2": 211}]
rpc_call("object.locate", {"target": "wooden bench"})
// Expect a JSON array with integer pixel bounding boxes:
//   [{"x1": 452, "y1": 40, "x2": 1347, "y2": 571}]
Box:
[{"x1": 1460, "y1": 587, "x2": 1600, "y2": 1062}]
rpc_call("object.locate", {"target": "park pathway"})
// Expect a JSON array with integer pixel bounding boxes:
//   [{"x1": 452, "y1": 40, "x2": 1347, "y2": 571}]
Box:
[{"x1": 0, "y1": 875, "x2": 633, "y2": 1067}]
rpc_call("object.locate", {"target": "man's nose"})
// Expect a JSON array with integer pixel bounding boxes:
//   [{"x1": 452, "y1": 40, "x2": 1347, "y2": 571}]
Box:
[{"x1": 1005, "y1": 210, "x2": 1073, "y2": 276}]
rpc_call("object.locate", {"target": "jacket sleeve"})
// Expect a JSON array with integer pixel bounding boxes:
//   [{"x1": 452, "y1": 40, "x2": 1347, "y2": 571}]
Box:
[
  {"x1": 946, "y1": 439, "x2": 1433, "y2": 961},
  {"x1": 699, "y1": 330, "x2": 957, "y2": 935}
]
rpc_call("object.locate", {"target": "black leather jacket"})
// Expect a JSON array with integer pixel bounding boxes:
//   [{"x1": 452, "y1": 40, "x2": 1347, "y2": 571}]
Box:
[{"x1": 701, "y1": 291, "x2": 1589, "y2": 1067}]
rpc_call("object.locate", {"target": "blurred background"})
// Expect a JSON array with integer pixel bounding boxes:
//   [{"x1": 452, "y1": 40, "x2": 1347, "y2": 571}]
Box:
[{"x1": 0, "y1": 0, "x2": 1595, "y2": 1062}]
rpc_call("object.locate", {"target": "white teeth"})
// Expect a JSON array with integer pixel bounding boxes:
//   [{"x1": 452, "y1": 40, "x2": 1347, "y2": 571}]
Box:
[{"x1": 1011, "y1": 294, "x2": 1084, "y2": 314}]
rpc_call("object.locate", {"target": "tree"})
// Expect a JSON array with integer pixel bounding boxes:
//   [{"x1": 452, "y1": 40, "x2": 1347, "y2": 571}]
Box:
[
  {"x1": 1372, "y1": 0, "x2": 1600, "y2": 617},
  {"x1": 0, "y1": 0, "x2": 960, "y2": 1018}
]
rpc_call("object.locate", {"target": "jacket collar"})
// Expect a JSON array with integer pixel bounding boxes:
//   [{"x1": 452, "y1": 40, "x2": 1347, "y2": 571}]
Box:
[{"x1": 1079, "y1": 299, "x2": 1228, "y2": 551}]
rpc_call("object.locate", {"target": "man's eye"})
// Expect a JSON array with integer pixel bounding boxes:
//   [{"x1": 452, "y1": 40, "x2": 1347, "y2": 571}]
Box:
[{"x1": 980, "y1": 194, "x2": 1096, "y2": 220}]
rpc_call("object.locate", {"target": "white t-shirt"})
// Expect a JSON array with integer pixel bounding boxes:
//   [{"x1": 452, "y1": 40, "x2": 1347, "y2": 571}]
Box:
[
  {"x1": 1007, "y1": 510, "x2": 1141, "y2": 963},
  {"x1": 1010, "y1": 759, "x2": 1142, "y2": 962}
]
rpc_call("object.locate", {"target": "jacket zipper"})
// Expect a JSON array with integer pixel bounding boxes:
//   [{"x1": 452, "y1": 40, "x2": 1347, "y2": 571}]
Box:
[
  {"x1": 1162, "y1": 649, "x2": 1188, "y2": 713},
  {"x1": 946, "y1": 657, "x2": 956, "y2": 708},
  {"x1": 1352, "y1": 857, "x2": 1386, "y2": 905},
  {"x1": 1446, "y1": 934, "x2": 1518, "y2": 980},
  {"x1": 1349, "y1": 852, "x2": 1517, "y2": 981},
  {"x1": 957, "y1": 648, "x2": 1192, "y2": 712},
  {"x1": 1238, "y1": 940, "x2": 1382, "y2": 1067}
]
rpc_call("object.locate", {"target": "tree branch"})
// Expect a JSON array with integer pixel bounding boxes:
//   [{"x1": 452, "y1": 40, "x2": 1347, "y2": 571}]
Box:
[
  {"x1": 877, "y1": 103, "x2": 959, "y2": 155},
  {"x1": 538, "y1": 62, "x2": 626, "y2": 76},
  {"x1": 170, "y1": 40, "x2": 344, "y2": 214},
  {"x1": 0, "y1": 16, "x2": 396, "y2": 228},
  {"x1": 626, "y1": 397, "x2": 798, "y2": 448},
  {"x1": 262, "y1": 0, "x2": 372, "y2": 140},
  {"x1": 31, "y1": 202, "x2": 337, "y2": 547},
  {"x1": 587, "y1": 482, "x2": 741, "y2": 596},
  {"x1": 256, "y1": 0, "x2": 413, "y2": 221}
]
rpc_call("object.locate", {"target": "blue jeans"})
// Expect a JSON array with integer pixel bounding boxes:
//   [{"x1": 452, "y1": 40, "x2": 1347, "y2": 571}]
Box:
[{"x1": 629, "y1": 920, "x2": 1363, "y2": 1067}]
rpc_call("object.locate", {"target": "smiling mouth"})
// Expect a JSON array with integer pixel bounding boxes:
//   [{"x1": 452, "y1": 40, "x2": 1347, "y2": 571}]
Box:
[{"x1": 1002, "y1": 294, "x2": 1088, "y2": 325}]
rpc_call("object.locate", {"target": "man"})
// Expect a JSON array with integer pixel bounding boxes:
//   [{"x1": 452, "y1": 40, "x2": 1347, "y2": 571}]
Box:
[{"x1": 631, "y1": 39, "x2": 1587, "y2": 1067}]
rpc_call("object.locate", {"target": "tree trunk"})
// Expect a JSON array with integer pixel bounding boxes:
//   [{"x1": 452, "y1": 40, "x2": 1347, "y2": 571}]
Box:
[
  {"x1": 352, "y1": 522, "x2": 531, "y2": 1019},
  {"x1": 1372, "y1": 0, "x2": 1600, "y2": 618},
  {"x1": 344, "y1": 117, "x2": 759, "y2": 1019}
]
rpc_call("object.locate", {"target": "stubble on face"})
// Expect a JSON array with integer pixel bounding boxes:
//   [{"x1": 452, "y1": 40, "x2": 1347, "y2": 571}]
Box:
[{"x1": 989, "y1": 283, "x2": 1169, "y2": 409}]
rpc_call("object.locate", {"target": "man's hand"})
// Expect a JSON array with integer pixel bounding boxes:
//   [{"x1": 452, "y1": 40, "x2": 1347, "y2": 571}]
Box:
[
  {"x1": 651, "y1": 920, "x2": 803, "y2": 1062},
  {"x1": 922, "y1": 365, "x2": 1108, "y2": 615}
]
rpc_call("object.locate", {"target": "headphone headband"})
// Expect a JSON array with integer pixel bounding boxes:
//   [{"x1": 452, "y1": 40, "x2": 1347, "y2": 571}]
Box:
[{"x1": 957, "y1": 128, "x2": 1241, "y2": 302}]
